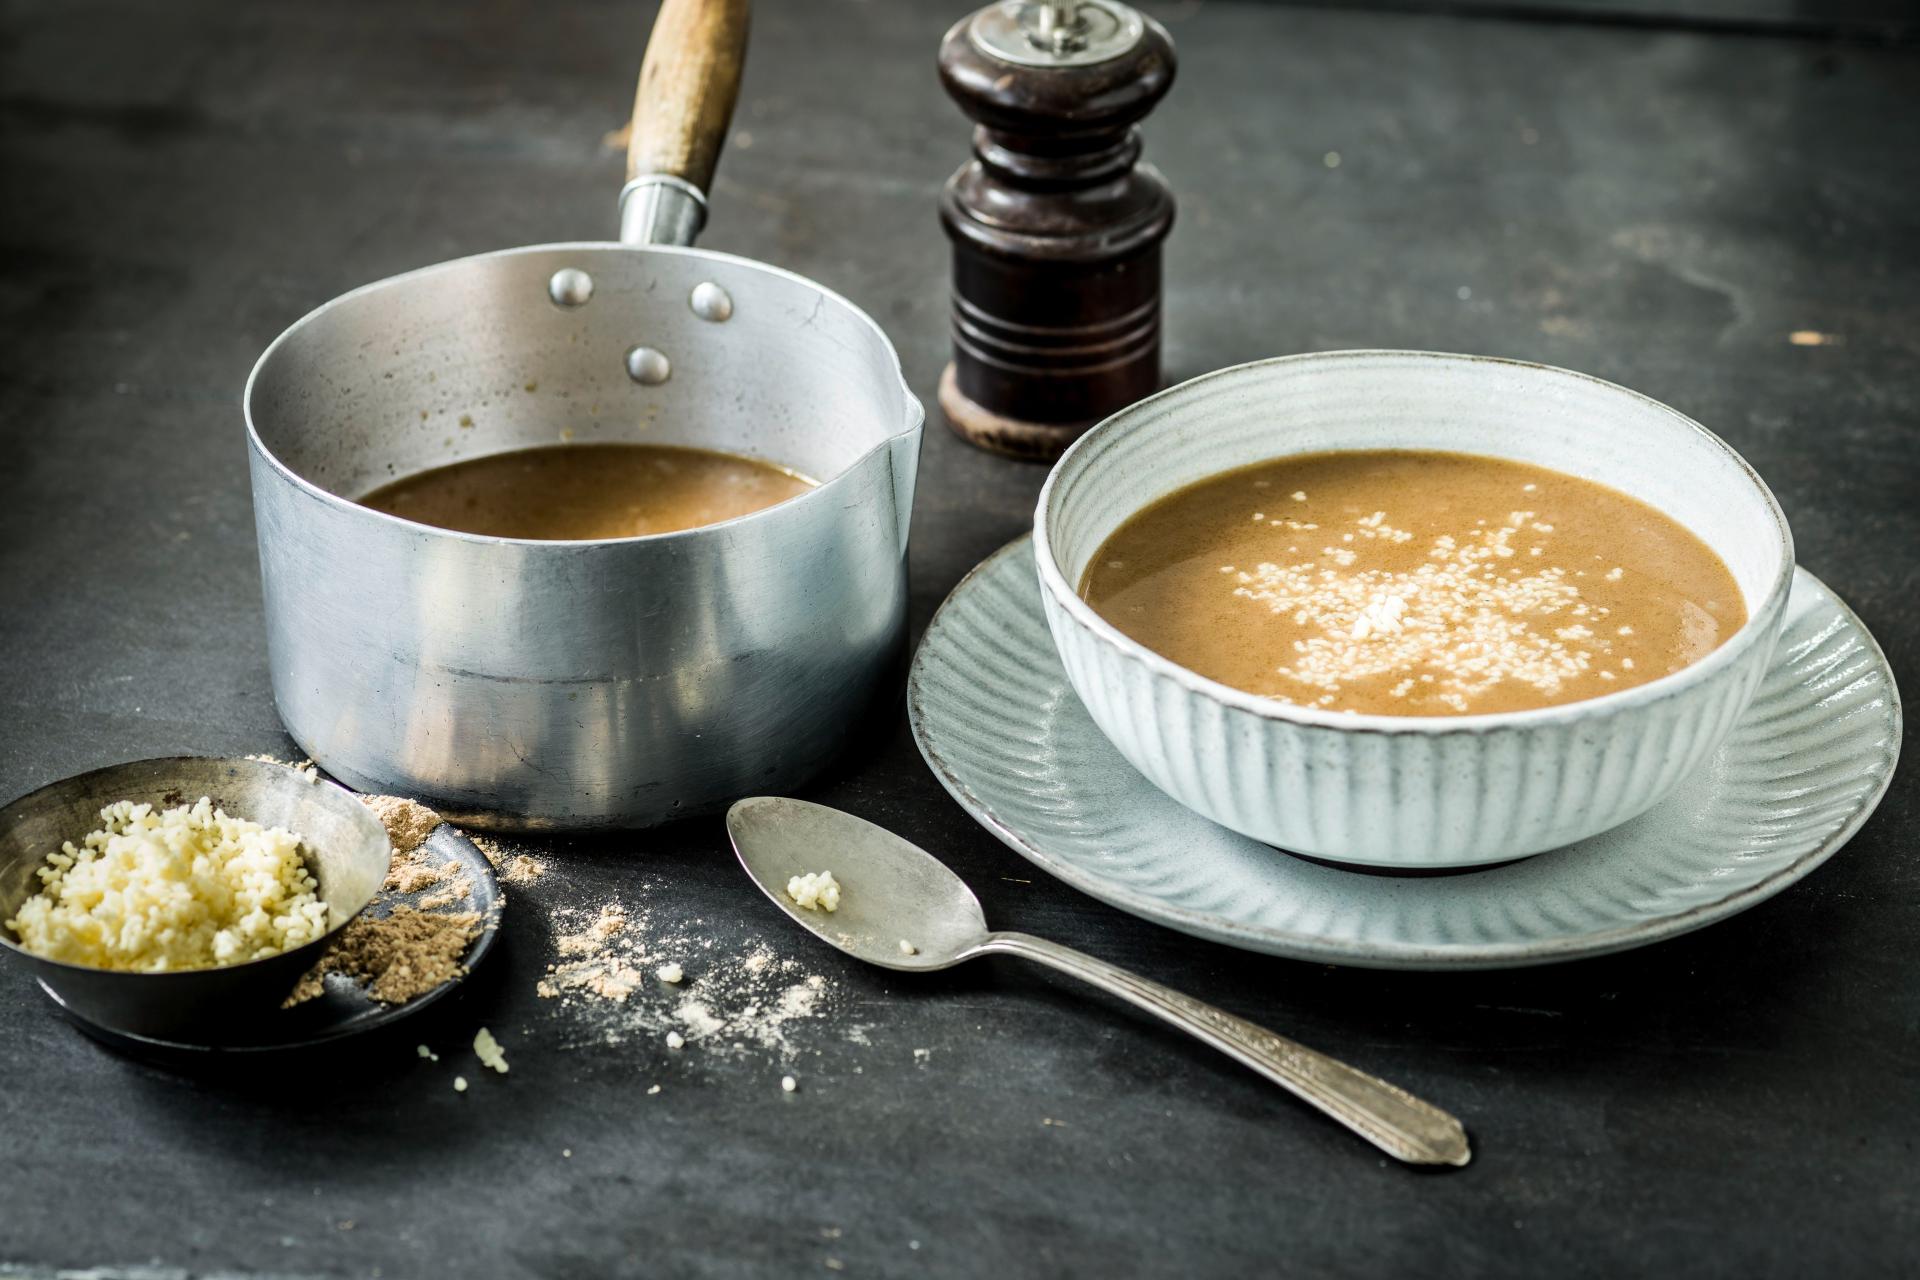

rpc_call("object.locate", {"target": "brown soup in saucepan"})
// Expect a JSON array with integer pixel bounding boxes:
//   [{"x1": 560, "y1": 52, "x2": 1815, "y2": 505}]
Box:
[
  {"x1": 1079, "y1": 450, "x2": 1746, "y2": 717},
  {"x1": 359, "y1": 443, "x2": 814, "y2": 540}
]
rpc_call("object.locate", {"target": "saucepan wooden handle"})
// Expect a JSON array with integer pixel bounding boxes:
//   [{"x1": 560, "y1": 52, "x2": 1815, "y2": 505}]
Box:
[{"x1": 627, "y1": 0, "x2": 750, "y2": 192}]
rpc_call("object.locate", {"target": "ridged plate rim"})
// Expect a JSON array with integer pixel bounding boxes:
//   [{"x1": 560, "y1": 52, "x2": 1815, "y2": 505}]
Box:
[{"x1": 906, "y1": 537, "x2": 1902, "y2": 969}]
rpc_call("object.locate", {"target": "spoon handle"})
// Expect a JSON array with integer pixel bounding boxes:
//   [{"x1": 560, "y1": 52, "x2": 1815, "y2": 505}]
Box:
[{"x1": 974, "y1": 931, "x2": 1470, "y2": 1167}]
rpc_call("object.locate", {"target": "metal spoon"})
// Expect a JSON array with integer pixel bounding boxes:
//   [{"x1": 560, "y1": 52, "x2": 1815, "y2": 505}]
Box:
[{"x1": 725, "y1": 796, "x2": 1471, "y2": 1167}]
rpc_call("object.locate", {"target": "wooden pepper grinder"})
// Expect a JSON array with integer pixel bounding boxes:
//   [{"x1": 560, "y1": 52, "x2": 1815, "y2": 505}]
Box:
[{"x1": 937, "y1": 0, "x2": 1176, "y2": 460}]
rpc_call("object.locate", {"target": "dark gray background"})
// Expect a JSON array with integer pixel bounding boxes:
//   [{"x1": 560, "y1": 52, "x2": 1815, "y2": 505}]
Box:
[{"x1": 2, "y1": 0, "x2": 1915, "y2": 1276}]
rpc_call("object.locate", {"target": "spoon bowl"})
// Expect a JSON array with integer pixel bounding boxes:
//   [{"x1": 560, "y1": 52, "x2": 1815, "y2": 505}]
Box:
[{"x1": 727, "y1": 795, "x2": 986, "y2": 970}]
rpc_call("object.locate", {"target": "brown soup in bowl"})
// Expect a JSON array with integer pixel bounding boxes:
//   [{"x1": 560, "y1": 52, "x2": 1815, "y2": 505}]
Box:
[{"x1": 1079, "y1": 449, "x2": 1745, "y2": 717}]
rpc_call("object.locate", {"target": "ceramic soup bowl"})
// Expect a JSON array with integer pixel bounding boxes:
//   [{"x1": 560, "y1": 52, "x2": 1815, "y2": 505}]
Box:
[{"x1": 1033, "y1": 351, "x2": 1793, "y2": 868}]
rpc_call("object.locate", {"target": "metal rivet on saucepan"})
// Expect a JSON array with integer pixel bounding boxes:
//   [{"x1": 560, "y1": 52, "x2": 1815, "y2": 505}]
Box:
[
  {"x1": 548, "y1": 268, "x2": 594, "y2": 308},
  {"x1": 624, "y1": 345, "x2": 671, "y2": 385},
  {"x1": 689, "y1": 281, "x2": 733, "y2": 322}
]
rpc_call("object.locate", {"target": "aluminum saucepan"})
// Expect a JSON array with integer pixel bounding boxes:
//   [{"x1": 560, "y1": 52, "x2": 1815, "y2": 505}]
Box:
[{"x1": 244, "y1": 0, "x2": 922, "y2": 830}]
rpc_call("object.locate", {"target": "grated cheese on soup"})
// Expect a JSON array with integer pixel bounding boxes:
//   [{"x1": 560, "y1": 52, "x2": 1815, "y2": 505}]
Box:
[{"x1": 4, "y1": 798, "x2": 329, "y2": 972}]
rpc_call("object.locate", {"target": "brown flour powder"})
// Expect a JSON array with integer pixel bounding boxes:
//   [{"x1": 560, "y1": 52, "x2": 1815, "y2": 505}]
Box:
[
  {"x1": 361, "y1": 794, "x2": 442, "y2": 857},
  {"x1": 283, "y1": 793, "x2": 484, "y2": 1008},
  {"x1": 500, "y1": 854, "x2": 547, "y2": 885},
  {"x1": 416, "y1": 873, "x2": 474, "y2": 911},
  {"x1": 360, "y1": 795, "x2": 453, "y2": 895},
  {"x1": 286, "y1": 905, "x2": 480, "y2": 1006},
  {"x1": 469, "y1": 832, "x2": 510, "y2": 868}
]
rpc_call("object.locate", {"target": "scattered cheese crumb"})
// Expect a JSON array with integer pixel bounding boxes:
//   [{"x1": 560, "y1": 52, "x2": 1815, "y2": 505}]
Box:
[
  {"x1": 665, "y1": 1031, "x2": 685, "y2": 1050},
  {"x1": 781, "y1": 1075, "x2": 797, "y2": 1093},
  {"x1": 647, "y1": 1084, "x2": 661, "y2": 1095},
  {"x1": 562, "y1": 1149, "x2": 572, "y2": 1158},
  {"x1": 474, "y1": 1027, "x2": 509, "y2": 1074},
  {"x1": 656, "y1": 962, "x2": 684, "y2": 984},
  {"x1": 786, "y1": 871, "x2": 841, "y2": 913},
  {"x1": 898, "y1": 939, "x2": 918, "y2": 956},
  {"x1": 416, "y1": 1044, "x2": 439, "y2": 1062},
  {"x1": 453, "y1": 1076, "x2": 468, "y2": 1092}
]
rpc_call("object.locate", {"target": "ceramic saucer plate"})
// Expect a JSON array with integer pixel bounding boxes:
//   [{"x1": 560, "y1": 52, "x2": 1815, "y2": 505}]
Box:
[
  {"x1": 47, "y1": 822, "x2": 504, "y2": 1056},
  {"x1": 907, "y1": 538, "x2": 1901, "y2": 970}
]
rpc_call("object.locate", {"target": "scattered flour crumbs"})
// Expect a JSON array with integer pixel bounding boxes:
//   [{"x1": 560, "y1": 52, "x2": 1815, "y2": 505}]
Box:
[
  {"x1": 470, "y1": 832, "x2": 548, "y2": 886},
  {"x1": 535, "y1": 884, "x2": 847, "y2": 1061}
]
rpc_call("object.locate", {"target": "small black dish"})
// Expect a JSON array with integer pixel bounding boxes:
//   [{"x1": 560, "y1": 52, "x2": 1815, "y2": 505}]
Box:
[{"x1": 40, "y1": 822, "x2": 503, "y2": 1058}]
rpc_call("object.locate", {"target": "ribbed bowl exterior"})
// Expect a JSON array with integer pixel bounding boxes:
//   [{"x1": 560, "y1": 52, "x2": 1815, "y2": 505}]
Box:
[{"x1": 1035, "y1": 352, "x2": 1794, "y2": 868}]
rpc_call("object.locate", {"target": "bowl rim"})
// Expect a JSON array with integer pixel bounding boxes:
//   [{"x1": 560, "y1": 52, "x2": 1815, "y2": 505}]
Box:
[
  {"x1": 0, "y1": 756, "x2": 390, "y2": 980},
  {"x1": 243, "y1": 241, "x2": 925, "y2": 551},
  {"x1": 1033, "y1": 349, "x2": 1796, "y2": 736}
]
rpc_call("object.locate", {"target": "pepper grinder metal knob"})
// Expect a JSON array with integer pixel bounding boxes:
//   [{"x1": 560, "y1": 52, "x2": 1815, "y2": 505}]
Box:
[{"x1": 937, "y1": 0, "x2": 1176, "y2": 460}]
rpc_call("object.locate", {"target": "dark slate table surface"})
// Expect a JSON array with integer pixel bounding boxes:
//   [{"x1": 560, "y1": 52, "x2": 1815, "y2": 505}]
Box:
[{"x1": 2, "y1": 1, "x2": 1915, "y2": 1276}]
